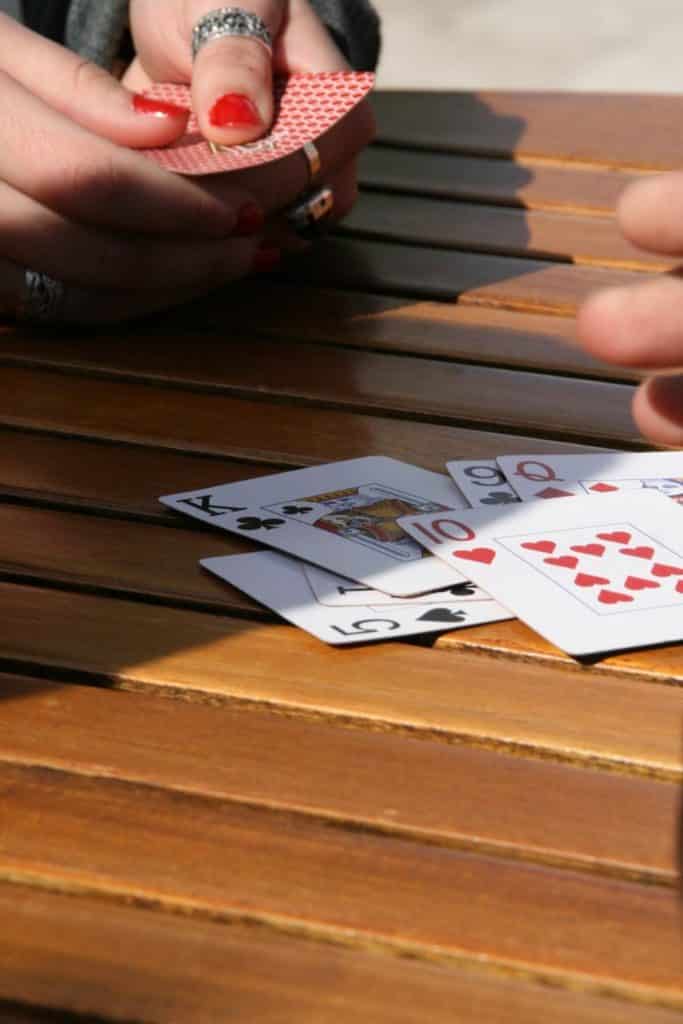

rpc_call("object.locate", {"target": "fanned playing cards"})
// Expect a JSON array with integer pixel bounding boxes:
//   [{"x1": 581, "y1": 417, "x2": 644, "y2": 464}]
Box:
[{"x1": 141, "y1": 72, "x2": 375, "y2": 175}]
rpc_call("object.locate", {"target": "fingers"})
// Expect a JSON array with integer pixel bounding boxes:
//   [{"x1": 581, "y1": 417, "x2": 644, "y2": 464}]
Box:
[
  {"x1": 0, "y1": 178, "x2": 262, "y2": 292},
  {"x1": 190, "y1": 0, "x2": 284, "y2": 145},
  {"x1": 205, "y1": 98, "x2": 376, "y2": 215},
  {"x1": 632, "y1": 375, "x2": 683, "y2": 448},
  {"x1": 275, "y1": 0, "x2": 350, "y2": 72},
  {"x1": 264, "y1": 159, "x2": 359, "y2": 251},
  {"x1": 618, "y1": 172, "x2": 683, "y2": 256},
  {"x1": 0, "y1": 68, "x2": 264, "y2": 239},
  {"x1": 0, "y1": 13, "x2": 189, "y2": 149},
  {"x1": 576, "y1": 275, "x2": 683, "y2": 369}
]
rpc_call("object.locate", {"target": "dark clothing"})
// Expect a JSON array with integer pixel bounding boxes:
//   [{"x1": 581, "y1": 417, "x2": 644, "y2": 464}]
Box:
[{"x1": 21, "y1": 0, "x2": 381, "y2": 71}]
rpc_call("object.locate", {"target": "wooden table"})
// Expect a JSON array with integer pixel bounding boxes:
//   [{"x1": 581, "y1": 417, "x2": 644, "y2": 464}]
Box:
[{"x1": 0, "y1": 91, "x2": 682, "y2": 1022}]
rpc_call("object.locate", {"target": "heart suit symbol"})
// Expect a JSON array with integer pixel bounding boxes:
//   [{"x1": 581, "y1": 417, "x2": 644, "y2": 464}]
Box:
[
  {"x1": 571, "y1": 544, "x2": 605, "y2": 557},
  {"x1": 619, "y1": 546, "x2": 655, "y2": 560},
  {"x1": 574, "y1": 573, "x2": 610, "y2": 588},
  {"x1": 624, "y1": 576, "x2": 660, "y2": 591},
  {"x1": 521, "y1": 541, "x2": 555, "y2": 554},
  {"x1": 544, "y1": 556, "x2": 579, "y2": 569},
  {"x1": 651, "y1": 563, "x2": 683, "y2": 578},
  {"x1": 453, "y1": 547, "x2": 496, "y2": 565},
  {"x1": 598, "y1": 589, "x2": 634, "y2": 605},
  {"x1": 597, "y1": 531, "x2": 631, "y2": 544}
]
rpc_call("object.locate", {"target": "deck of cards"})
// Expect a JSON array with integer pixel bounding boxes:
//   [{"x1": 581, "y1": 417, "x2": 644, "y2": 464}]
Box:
[{"x1": 160, "y1": 451, "x2": 683, "y2": 656}]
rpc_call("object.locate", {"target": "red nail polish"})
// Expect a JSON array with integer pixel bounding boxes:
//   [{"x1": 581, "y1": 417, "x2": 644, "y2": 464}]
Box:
[
  {"x1": 133, "y1": 93, "x2": 187, "y2": 118},
  {"x1": 235, "y1": 202, "x2": 265, "y2": 236},
  {"x1": 251, "y1": 247, "x2": 281, "y2": 273},
  {"x1": 210, "y1": 93, "x2": 261, "y2": 128}
]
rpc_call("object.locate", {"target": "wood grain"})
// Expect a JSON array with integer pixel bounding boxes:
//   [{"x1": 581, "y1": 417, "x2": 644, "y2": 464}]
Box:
[
  {"x1": 0, "y1": 675, "x2": 678, "y2": 880},
  {"x1": 0, "y1": 336, "x2": 641, "y2": 445},
  {"x1": 372, "y1": 91, "x2": 683, "y2": 170},
  {"x1": 212, "y1": 282, "x2": 642, "y2": 382},
  {"x1": 359, "y1": 146, "x2": 643, "y2": 214},
  {"x1": 342, "y1": 191, "x2": 669, "y2": 270},
  {"x1": 2, "y1": 763, "x2": 681, "y2": 998},
  {"x1": 2, "y1": 883, "x2": 679, "y2": 1024},
  {"x1": 1, "y1": 583, "x2": 681, "y2": 773},
  {"x1": 283, "y1": 238, "x2": 650, "y2": 313},
  {"x1": 0, "y1": 366, "x2": 625, "y2": 466}
]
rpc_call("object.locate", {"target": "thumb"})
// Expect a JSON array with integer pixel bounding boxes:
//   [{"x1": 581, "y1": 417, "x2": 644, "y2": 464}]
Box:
[
  {"x1": 188, "y1": 2, "x2": 286, "y2": 145},
  {"x1": 0, "y1": 13, "x2": 189, "y2": 149}
]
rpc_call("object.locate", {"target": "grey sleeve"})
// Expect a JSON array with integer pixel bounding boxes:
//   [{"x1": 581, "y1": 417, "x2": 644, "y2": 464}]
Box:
[{"x1": 65, "y1": 0, "x2": 380, "y2": 72}]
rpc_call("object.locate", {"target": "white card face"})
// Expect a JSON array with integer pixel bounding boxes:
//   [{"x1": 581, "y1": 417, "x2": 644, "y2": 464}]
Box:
[
  {"x1": 399, "y1": 491, "x2": 683, "y2": 656},
  {"x1": 302, "y1": 562, "x2": 494, "y2": 607},
  {"x1": 447, "y1": 458, "x2": 521, "y2": 506},
  {"x1": 161, "y1": 457, "x2": 468, "y2": 596},
  {"x1": 201, "y1": 550, "x2": 511, "y2": 646},
  {"x1": 496, "y1": 451, "x2": 683, "y2": 503}
]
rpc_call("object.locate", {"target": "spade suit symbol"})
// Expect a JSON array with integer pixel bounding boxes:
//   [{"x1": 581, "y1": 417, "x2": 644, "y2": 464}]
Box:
[{"x1": 418, "y1": 609, "x2": 467, "y2": 623}]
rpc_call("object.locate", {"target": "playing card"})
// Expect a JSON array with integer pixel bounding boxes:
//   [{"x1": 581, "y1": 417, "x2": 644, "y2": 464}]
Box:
[
  {"x1": 399, "y1": 491, "x2": 683, "y2": 656},
  {"x1": 160, "y1": 457, "x2": 468, "y2": 596},
  {"x1": 447, "y1": 458, "x2": 521, "y2": 506},
  {"x1": 302, "y1": 562, "x2": 494, "y2": 607},
  {"x1": 140, "y1": 73, "x2": 374, "y2": 175},
  {"x1": 201, "y1": 550, "x2": 511, "y2": 646},
  {"x1": 496, "y1": 451, "x2": 683, "y2": 503}
]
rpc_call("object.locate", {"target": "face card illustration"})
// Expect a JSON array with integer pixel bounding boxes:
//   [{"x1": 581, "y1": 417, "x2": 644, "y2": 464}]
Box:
[
  {"x1": 399, "y1": 490, "x2": 683, "y2": 656},
  {"x1": 447, "y1": 458, "x2": 521, "y2": 506},
  {"x1": 160, "y1": 457, "x2": 468, "y2": 596},
  {"x1": 201, "y1": 550, "x2": 511, "y2": 646},
  {"x1": 140, "y1": 73, "x2": 375, "y2": 175},
  {"x1": 302, "y1": 562, "x2": 494, "y2": 608},
  {"x1": 496, "y1": 451, "x2": 683, "y2": 504}
]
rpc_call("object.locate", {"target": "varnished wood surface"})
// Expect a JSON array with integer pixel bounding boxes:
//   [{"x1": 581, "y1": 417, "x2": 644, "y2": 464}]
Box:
[{"x1": 1, "y1": 90, "x2": 681, "y2": 1020}]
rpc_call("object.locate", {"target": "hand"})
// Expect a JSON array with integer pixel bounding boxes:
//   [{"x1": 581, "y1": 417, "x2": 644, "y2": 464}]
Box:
[
  {"x1": 0, "y1": 14, "x2": 264, "y2": 323},
  {"x1": 576, "y1": 173, "x2": 683, "y2": 446},
  {"x1": 126, "y1": 0, "x2": 375, "y2": 231}
]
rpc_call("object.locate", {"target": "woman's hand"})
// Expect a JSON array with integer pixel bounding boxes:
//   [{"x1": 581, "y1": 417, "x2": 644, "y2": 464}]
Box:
[
  {"x1": 577, "y1": 173, "x2": 683, "y2": 446},
  {"x1": 126, "y1": 0, "x2": 375, "y2": 230},
  {"x1": 0, "y1": 14, "x2": 264, "y2": 323}
]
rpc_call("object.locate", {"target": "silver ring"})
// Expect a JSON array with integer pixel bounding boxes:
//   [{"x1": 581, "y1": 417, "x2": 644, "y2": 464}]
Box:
[
  {"x1": 192, "y1": 8, "x2": 273, "y2": 60},
  {"x1": 302, "y1": 141, "x2": 322, "y2": 188},
  {"x1": 286, "y1": 186, "x2": 335, "y2": 239},
  {"x1": 18, "y1": 270, "x2": 65, "y2": 323}
]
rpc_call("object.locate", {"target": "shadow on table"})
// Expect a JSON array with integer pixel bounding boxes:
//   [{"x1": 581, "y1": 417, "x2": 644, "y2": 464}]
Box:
[{"x1": 278, "y1": 92, "x2": 533, "y2": 304}]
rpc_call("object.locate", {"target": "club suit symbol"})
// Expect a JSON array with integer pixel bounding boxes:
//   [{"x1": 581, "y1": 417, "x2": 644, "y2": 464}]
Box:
[
  {"x1": 480, "y1": 491, "x2": 518, "y2": 505},
  {"x1": 236, "y1": 516, "x2": 285, "y2": 531},
  {"x1": 280, "y1": 505, "x2": 314, "y2": 515}
]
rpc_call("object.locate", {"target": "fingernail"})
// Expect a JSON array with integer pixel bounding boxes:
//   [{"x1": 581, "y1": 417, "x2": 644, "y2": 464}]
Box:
[
  {"x1": 133, "y1": 93, "x2": 187, "y2": 118},
  {"x1": 210, "y1": 93, "x2": 262, "y2": 128},
  {"x1": 235, "y1": 202, "x2": 265, "y2": 236},
  {"x1": 251, "y1": 247, "x2": 281, "y2": 273}
]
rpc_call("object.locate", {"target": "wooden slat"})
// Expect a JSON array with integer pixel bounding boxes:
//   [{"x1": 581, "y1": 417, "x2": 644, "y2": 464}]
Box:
[
  {"x1": 213, "y1": 282, "x2": 642, "y2": 382},
  {"x1": 3, "y1": 883, "x2": 678, "y2": 1024},
  {"x1": 2, "y1": 763, "x2": 680, "y2": 999},
  {"x1": 0, "y1": 675, "x2": 677, "y2": 880},
  {"x1": 437, "y1": 614, "x2": 683, "y2": 681},
  {"x1": 0, "y1": 338, "x2": 641, "y2": 445},
  {"x1": 0, "y1": 366, "x2": 627, "y2": 466},
  {"x1": 2, "y1": 498, "x2": 682, "y2": 684},
  {"x1": 372, "y1": 91, "x2": 683, "y2": 171},
  {"x1": 342, "y1": 191, "x2": 669, "y2": 270},
  {"x1": 0, "y1": 503, "x2": 261, "y2": 613},
  {"x1": 0, "y1": 429, "x2": 279, "y2": 520},
  {"x1": 283, "y1": 238, "x2": 651, "y2": 313},
  {"x1": 359, "y1": 147, "x2": 643, "y2": 214},
  {"x1": 0, "y1": 582, "x2": 681, "y2": 773}
]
